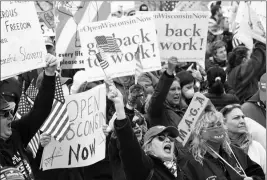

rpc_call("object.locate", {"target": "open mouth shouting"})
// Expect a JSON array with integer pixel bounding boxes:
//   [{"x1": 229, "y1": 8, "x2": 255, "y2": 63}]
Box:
[
  {"x1": 163, "y1": 144, "x2": 172, "y2": 154},
  {"x1": 213, "y1": 134, "x2": 224, "y2": 139}
]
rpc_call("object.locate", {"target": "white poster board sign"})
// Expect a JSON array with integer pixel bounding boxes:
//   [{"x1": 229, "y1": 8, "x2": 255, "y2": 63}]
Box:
[
  {"x1": 1, "y1": 1, "x2": 47, "y2": 80},
  {"x1": 41, "y1": 84, "x2": 106, "y2": 170},
  {"x1": 177, "y1": 92, "x2": 212, "y2": 146},
  {"x1": 79, "y1": 14, "x2": 161, "y2": 82},
  {"x1": 138, "y1": 11, "x2": 209, "y2": 64},
  {"x1": 55, "y1": 1, "x2": 111, "y2": 69}
]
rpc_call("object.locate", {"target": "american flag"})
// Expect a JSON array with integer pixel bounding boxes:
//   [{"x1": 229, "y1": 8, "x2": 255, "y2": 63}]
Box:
[
  {"x1": 15, "y1": 81, "x2": 40, "y2": 158},
  {"x1": 40, "y1": 75, "x2": 69, "y2": 142},
  {"x1": 15, "y1": 82, "x2": 31, "y2": 120},
  {"x1": 135, "y1": 46, "x2": 143, "y2": 84},
  {"x1": 25, "y1": 79, "x2": 38, "y2": 102},
  {"x1": 160, "y1": 1, "x2": 179, "y2": 11},
  {"x1": 96, "y1": 48, "x2": 109, "y2": 70},
  {"x1": 95, "y1": 36, "x2": 121, "y2": 53}
]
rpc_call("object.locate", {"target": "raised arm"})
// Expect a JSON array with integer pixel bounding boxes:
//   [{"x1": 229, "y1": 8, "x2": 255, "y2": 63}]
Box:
[
  {"x1": 12, "y1": 54, "x2": 58, "y2": 145},
  {"x1": 147, "y1": 57, "x2": 178, "y2": 118},
  {"x1": 107, "y1": 85, "x2": 152, "y2": 180}
]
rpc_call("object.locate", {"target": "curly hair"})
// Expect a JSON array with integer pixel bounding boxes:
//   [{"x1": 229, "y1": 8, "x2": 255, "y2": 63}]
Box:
[{"x1": 190, "y1": 106, "x2": 231, "y2": 165}]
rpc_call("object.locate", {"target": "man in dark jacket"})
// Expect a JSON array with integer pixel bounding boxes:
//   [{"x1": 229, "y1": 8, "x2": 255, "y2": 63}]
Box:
[
  {"x1": 241, "y1": 73, "x2": 266, "y2": 127},
  {"x1": 0, "y1": 54, "x2": 58, "y2": 180}
]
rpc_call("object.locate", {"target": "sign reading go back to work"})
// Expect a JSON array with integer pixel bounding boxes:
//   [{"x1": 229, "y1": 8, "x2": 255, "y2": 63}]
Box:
[
  {"x1": 1, "y1": 1, "x2": 47, "y2": 80},
  {"x1": 41, "y1": 84, "x2": 106, "y2": 170}
]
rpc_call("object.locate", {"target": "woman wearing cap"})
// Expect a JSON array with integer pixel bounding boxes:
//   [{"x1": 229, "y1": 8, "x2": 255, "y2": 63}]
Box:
[
  {"x1": 107, "y1": 86, "x2": 188, "y2": 180},
  {"x1": 227, "y1": 41, "x2": 266, "y2": 103},
  {"x1": 221, "y1": 104, "x2": 266, "y2": 174},
  {"x1": 147, "y1": 56, "x2": 185, "y2": 128},
  {"x1": 204, "y1": 67, "x2": 239, "y2": 111},
  {"x1": 182, "y1": 106, "x2": 264, "y2": 180},
  {"x1": 0, "y1": 54, "x2": 58, "y2": 180}
]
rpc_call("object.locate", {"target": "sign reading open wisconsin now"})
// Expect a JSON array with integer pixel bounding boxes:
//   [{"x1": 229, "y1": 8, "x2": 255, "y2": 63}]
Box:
[
  {"x1": 41, "y1": 84, "x2": 106, "y2": 170},
  {"x1": 1, "y1": 1, "x2": 47, "y2": 80},
  {"x1": 79, "y1": 14, "x2": 161, "y2": 82}
]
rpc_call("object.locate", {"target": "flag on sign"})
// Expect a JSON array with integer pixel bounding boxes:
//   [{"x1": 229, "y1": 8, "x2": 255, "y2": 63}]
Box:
[
  {"x1": 96, "y1": 48, "x2": 109, "y2": 70},
  {"x1": 40, "y1": 76, "x2": 69, "y2": 142},
  {"x1": 160, "y1": 1, "x2": 178, "y2": 11},
  {"x1": 95, "y1": 36, "x2": 121, "y2": 53},
  {"x1": 25, "y1": 79, "x2": 39, "y2": 102},
  {"x1": 135, "y1": 46, "x2": 143, "y2": 84}
]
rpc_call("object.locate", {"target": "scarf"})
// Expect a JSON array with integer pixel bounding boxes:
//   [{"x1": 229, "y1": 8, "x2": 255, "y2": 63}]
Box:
[
  {"x1": 164, "y1": 160, "x2": 177, "y2": 177},
  {"x1": 230, "y1": 132, "x2": 252, "y2": 154}
]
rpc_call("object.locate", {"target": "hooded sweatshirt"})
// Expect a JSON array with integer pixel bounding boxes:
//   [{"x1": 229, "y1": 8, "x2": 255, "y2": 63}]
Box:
[{"x1": 0, "y1": 73, "x2": 55, "y2": 180}]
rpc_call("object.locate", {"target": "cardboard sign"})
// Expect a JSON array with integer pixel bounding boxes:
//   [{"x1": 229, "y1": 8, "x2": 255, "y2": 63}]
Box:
[
  {"x1": 1, "y1": 1, "x2": 47, "y2": 80},
  {"x1": 55, "y1": 1, "x2": 111, "y2": 69},
  {"x1": 177, "y1": 92, "x2": 212, "y2": 146},
  {"x1": 138, "y1": 11, "x2": 209, "y2": 64},
  {"x1": 79, "y1": 14, "x2": 161, "y2": 82},
  {"x1": 41, "y1": 84, "x2": 106, "y2": 170},
  {"x1": 40, "y1": 22, "x2": 55, "y2": 37}
]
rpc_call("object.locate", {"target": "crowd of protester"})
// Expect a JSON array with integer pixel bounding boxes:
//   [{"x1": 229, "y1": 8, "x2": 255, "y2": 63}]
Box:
[{"x1": 0, "y1": 1, "x2": 266, "y2": 180}]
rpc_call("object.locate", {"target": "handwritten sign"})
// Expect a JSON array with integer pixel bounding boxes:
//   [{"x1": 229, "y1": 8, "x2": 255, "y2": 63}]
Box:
[
  {"x1": 55, "y1": 1, "x2": 111, "y2": 69},
  {"x1": 177, "y1": 92, "x2": 212, "y2": 146},
  {"x1": 174, "y1": 1, "x2": 209, "y2": 12},
  {"x1": 41, "y1": 84, "x2": 106, "y2": 170},
  {"x1": 79, "y1": 14, "x2": 161, "y2": 82},
  {"x1": 138, "y1": 11, "x2": 209, "y2": 64},
  {"x1": 40, "y1": 22, "x2": 55, "y2": 37},
  {"x1": 1, "y1": 1, "x2": 47, "y2": 80}
]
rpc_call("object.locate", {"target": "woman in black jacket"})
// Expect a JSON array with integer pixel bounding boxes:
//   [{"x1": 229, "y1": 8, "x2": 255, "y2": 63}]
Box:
[
  {"x1": 182, "y1": 106, "x2": 264, "y2": 180},
  {"x1": 107, "y1": 85, "x2": 188, "y2": 180},
  {"x1": 0, "y1": 54, "x2": 58, "y2": 180},
  {"x1": 204, "y1": 67, "x2": 240, "y2": 111}
]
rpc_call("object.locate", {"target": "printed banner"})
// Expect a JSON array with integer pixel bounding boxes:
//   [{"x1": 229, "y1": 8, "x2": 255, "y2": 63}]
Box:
[
  {"x1": 41, "y1": 84, "x2": 106, "y2": 170},
  {"x1": 139, "y1": 11, "x2": 209, "y2": 64},
  {"x1": 79, "y1": 14, "x2": 161, "y2": 82},
  {"x1": 177, "y1": 92, "x2": 212, "y2": 146},
  {"x1": 55, "y1": 1, "x2": 111, "y2": 69},
  {"x1": 1, "y1": 1, "x2": 47, "y2": 80}
]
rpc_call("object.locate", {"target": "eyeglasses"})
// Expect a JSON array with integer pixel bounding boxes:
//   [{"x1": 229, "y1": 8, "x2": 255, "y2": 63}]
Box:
[
  {"x1": 0, "y1": 110, "x2": 14, "y2": 118},
  {"x1": 131, "y1": 117, "x2": 145, "y2": 127},
  {"x1": 155, "y1": 134, "x2": 175, "y2": 142},
  {"x1": 220, "y1": 104, "x2": 241, "y2": 116}
]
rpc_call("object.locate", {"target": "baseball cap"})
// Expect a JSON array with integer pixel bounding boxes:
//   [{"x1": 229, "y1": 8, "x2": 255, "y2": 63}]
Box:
[
  {"x1": 259, "y1": 73, "x2": 266, "y2": 103},
  {"x1": 0, "y1": 95, "x2": 15, "y2": 111},
  {"x1": 144, "y1": 125, "x2": 179, "y2": 143}
]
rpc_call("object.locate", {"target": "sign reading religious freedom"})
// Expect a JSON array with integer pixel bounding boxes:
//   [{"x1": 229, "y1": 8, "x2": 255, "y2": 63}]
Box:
[
  {"x1": 41, "y1": 84, "x2": 106, "y2": 170},
  {"x1": 138, "y1": 11, "x2": 209, "y2": 64},
  {"x1": 177, "y1": 92, "x2": 213, "y2": 146},
  {"x1": 1, "y1": 1, "x2": 47, "y2": 80},
  {"x1": 79, "y1": 14, "x2": 161, "y2": 82}
]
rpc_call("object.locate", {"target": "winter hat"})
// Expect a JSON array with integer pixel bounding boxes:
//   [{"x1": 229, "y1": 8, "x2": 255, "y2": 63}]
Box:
[
  {"x1": 176, "y1": 71, "x2": 195, "y2": 88},
  {"x1": 0, "y1": 77, "x2": 21, "y2": 105},
  {"x1": 70, "y1": 70, "x2": 88, "y2": 94},
  {"x1": 207, "y1": 67, "x2": 226, "y2": 87}
]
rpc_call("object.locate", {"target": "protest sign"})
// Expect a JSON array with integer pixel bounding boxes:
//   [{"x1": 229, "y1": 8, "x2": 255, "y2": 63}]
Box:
[
  {"x1": 78, "y1": 14, "x2": 161, "y2": 82},
  {"x1": 40, "y1": 22, "x2": 55, "y2": 37},
  {"x1": 138, "y1": 11, "x2": 209, "y2": 65},
  {"x1": 41, "y1": 84, "x2": 106, "y2": 170},
  {"x1": 55, "y1": 1, "x2": 111, "y2": 69},
  {"x1": 177, "y1": 92, "x2": 212, "y2": 146},
  {"x1": 234, "y1": 2, "x2": 266, "y2": 44},
  {"x1": 1, "y1": 1, "x2": 47, "y2": 80}
]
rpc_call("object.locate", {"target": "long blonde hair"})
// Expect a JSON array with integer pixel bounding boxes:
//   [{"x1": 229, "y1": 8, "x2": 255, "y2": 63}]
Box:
[{"x1": 190, "y1": 106, "x2": 231, "y2": 165}]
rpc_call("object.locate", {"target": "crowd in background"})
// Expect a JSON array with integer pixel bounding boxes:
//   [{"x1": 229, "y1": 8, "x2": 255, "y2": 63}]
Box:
[{"x1": 0, "y1": 1, "x2": 266, "y2": 180}]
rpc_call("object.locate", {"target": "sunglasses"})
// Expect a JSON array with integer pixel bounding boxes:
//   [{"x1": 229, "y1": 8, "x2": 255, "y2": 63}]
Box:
[
  {"x1": 0, "y1": 110, "x2": 14, "y2": 118},
  {"x1": 131, "y1": 117, "x2": 145, "y2": 127},
  {"x1": 155, "y1": 134, "x2": 175, "y2": 142}
]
